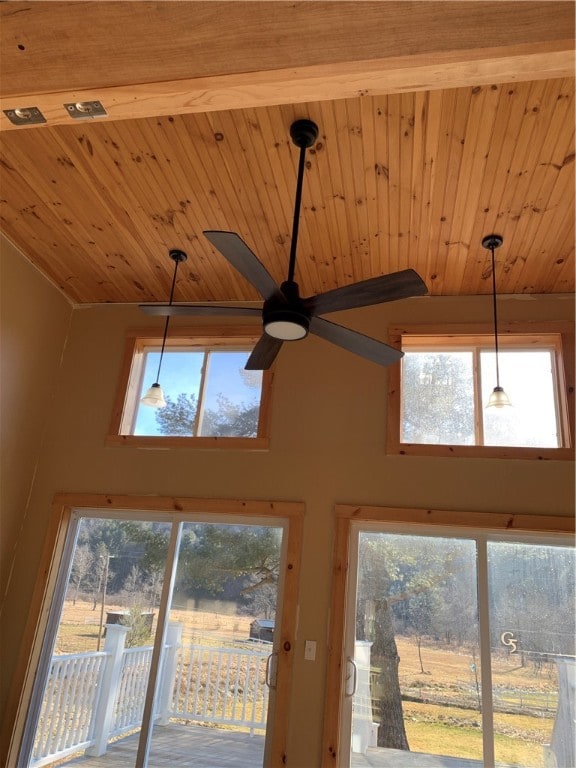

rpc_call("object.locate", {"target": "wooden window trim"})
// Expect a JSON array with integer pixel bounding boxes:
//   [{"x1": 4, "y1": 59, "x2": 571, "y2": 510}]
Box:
[
  {"x1": 5, "y1": 493, "x2": 304, "y2": 768},
  {"x1": 107, "y1": 325, "x2": 273, "y2": 450},
  {"x1": 321, "y1": 504, "x2": 575, "y2": 767},
  {"x1": 387, "y1": 321, "x2": 575, "y2": 460}
]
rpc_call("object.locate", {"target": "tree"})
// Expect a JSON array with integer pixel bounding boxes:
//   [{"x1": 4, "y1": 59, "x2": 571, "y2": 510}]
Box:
[
  {"x1": 124, "y1": 605, "x2": 153, "y2": 648},
  {"x1": 91, "y1": 542, "x2": 110, "y2": 610},
  {"x1": 123, "y1": 564, "x2": 143, "y2": 605},
  {"x1": 402, "y1": 352, "x2": 474, "y2": 444},
  {"x1": 179, "y1": 524, "x2": 281, "y2": 600},
  {"x1": 124, "y1": 521, "x2": 282, "y2": 611},
  {"x1": 404, "y1": 592, "x2": 436, "y2": 674},
  {"x1": 155, "y1": 392, "x2": 259, "y2": 437},
  {"x1": 69, "y1": 544, "x2": 93, "y2": 604},
  {"x1": 242, "y1": 582, "x2": 278, "y2": 620}
]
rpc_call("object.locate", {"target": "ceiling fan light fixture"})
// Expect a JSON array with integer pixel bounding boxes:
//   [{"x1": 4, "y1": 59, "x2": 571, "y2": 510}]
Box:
[
  {"x1": 263, "y1": 281, "x2": 310, "y2": 340},
  {"x1": 264, "y1": 318, "x2": 309, "y2": 341},
  {"x1": 141, "y1": 382, "x2": 167, "y2": 408}
]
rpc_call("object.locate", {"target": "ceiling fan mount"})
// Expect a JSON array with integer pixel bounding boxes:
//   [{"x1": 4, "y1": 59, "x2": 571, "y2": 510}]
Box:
[
  {"x1": 289, "y1": 118, "x2": 319, "y2": 149},
  {"x1": 140, "y1": 118, "x2": 428, "y2": 370}
]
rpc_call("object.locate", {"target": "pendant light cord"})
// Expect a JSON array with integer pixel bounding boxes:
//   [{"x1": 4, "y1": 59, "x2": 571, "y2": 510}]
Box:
[
  {"x1": 490, "y1": 244, "x2": 501, "y2": 389},
  {"x1": 155, "y1": 257, "x2": 180, "y2": 383},
  {"x1": 287, "y1": 142, "x2": 307, "y2": 283}
]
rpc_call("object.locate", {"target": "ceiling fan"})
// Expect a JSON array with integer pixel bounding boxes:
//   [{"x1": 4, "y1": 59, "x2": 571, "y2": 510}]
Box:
[{"x1": 140, "y1": 119, "x2": 428, "y2": 370}]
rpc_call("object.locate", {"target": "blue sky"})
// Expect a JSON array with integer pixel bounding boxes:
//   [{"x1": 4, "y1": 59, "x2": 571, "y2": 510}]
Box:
[{"x1": 134, "y1": 350, "x2": 261, "y2": 435}]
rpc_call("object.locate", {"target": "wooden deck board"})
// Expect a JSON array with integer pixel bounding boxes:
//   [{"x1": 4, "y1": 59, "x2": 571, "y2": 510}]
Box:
[
  {"x1": 63, "y1": 724, "x2": 265, "y2": 767},
  {"x1": 58, "y1": 722, "x2": 486, "y2": 767}
]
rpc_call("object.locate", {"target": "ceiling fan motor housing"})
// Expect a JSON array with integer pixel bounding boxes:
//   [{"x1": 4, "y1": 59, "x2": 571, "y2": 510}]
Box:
[{"x1": 263, "y1": 280, "x2": 310, "y2": 340}]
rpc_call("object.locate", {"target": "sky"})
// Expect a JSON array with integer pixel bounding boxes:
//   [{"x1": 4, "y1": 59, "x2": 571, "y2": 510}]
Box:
[{"x1": 134, "y1": 349, "x2": 261, "y2": 436}]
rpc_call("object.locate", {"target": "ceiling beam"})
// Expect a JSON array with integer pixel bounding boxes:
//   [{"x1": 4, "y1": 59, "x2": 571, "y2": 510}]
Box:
[{"x1": 1, "y1": 1, "x2": 573, "y2": 131}]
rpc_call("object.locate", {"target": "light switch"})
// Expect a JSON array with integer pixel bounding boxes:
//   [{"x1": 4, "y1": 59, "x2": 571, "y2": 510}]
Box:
[{"x1": 304, "y1": 639, "x2": 317, "y2": 661}]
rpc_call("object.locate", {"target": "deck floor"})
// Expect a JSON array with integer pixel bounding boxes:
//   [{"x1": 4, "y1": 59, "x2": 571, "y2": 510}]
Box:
[
  {"x1": 61, "y1": 724, "x2": 487, "y2": 768},
  {"x1": 64, "y1": 724, "x2": 264, "y2": 767}
]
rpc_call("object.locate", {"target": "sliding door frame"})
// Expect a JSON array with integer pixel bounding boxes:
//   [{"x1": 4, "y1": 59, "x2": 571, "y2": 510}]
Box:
[
  {"x1": 8, "y1": 493, "x2": 304, "y2": 768},
  {"x1": 321, "y1": 505, "x2": 574, "y2": 767}
]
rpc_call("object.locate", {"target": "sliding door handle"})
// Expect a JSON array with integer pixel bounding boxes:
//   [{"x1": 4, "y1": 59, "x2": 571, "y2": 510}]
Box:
[
  {"x1": 345, "y1": 656, "x2": 357, "y2": 697},
  {"x1": 265, "y1": 652, "x2": 278, "y2": 689}
]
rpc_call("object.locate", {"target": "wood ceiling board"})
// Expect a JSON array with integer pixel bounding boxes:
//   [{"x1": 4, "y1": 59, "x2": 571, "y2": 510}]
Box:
[
  {"x1": 1, "y1": 3, "x2": 573, "y2": 132},
  {"x1": 444, "y1": 85, "x2": 501, "y2": 295},
  {"x1": 493, "y1": 82, "x2": 568, "y2": 293},
  {"x1": 1, "y1": 81, "x2": 574, "y2": 304}
]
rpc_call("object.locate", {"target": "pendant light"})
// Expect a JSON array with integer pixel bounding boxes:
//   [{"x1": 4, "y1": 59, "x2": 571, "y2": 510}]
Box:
[
  {"x1": 482, "y1": 234, "x2": 511, "y2": 409},
  {"x1": 140, "y1": 249, "x2": 187, "y2": 408}
]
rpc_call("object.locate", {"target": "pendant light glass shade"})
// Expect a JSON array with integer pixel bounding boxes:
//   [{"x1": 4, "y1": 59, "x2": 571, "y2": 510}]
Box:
[
  {"x1": 140, "y1": 249, "x2": 187, "y2": 409},
  {"x1": 141, "y1": 382, "x2": 167, "y2": 408},
  {"x1": 486, "y1": 385, "x2": 511, "y2": 409},
  {"x1": 482, "y1": 234, "x2": 511, "y2": 409}
]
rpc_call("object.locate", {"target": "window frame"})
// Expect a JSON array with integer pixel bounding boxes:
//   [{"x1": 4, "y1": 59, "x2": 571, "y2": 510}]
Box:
[
  {"x1": 387, "y1": 321, "x2": 575, "y2": 460},
  {"x1": 321, "y1": 504, "x2": 575, "y2": 767},
  {"x1": 107, "y1": 325, "x2": 273, "y2": 450}
]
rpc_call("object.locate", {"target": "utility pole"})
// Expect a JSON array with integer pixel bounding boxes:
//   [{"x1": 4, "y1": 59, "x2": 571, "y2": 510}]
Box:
[{"x1": 97, "y1": 554, "x2": 113, "y2": 651}]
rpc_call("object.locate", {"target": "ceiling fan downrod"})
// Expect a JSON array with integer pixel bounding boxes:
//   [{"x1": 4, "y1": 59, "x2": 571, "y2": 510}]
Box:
[
  {"x1": 286, "y1": 118, "x2": 318, "y2": 284},
  {"x1": 262, "y1": 119, "x2": 319, "y2": 342}
]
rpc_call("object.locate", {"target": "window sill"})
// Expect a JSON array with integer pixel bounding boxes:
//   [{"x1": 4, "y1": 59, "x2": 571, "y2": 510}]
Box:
[
  {"x1": 106, "y1": 435, "x2": 270, "y2": 451},
  {"x1": 388, "y1": 442, "x2": 574, "y2": 461}
]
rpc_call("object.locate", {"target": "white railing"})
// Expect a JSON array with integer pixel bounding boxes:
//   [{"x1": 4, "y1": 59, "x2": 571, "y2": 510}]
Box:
[
  {"x1": 30, "y1": 623, "x2": 271, "y2": 767},
  {"x1": 32, "y1": 652, "x2": 106, "y2": 767},
  {"x1": 111, "y1": 646, "x2": 154, "y2": 735},
  {"x1": 173, "y1": 642, "x2": 270, "y2": 730}
]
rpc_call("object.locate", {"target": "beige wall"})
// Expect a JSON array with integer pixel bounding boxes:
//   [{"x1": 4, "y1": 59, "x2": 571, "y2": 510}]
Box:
[
  {"x1": 0, "y1": 236, "x2": 71, "y2": 602},
  {"x1": 1, "y1": 245, "x2": 574, "y2": 764}
]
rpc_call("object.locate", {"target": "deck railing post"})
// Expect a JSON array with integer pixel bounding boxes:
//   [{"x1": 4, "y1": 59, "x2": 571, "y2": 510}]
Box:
[
  {"x1": 86, "y1": 624, "x2": 130, "y2": 757},
  {"x1": 156, "y1": 622, "x2": 183, "y2": 725}
]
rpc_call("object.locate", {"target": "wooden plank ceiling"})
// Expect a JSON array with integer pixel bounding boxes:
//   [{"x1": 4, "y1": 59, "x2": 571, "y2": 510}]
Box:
[{"x1": 0, "y1": 2, "x2": 574, "y2": 305}]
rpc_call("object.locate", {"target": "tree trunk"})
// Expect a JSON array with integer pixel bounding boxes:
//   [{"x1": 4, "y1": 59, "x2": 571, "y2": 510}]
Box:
[
  {"x1": 372, "y1": 599, "x2": 410, "y2": 750},
  {"x1": 416, "y1": 635, "x2": 425, "y2": 674}
]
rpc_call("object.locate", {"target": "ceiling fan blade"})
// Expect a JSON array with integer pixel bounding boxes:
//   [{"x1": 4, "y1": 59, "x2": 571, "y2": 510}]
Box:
[
  {"x1": 309, "y1": 316, "x2": 402, "y2": 367},
  {"x1": 139, "y1": 304, "x2": 261, "y2": 317},
  {"x1": 203, "y1": 230, "x2": 281, "y2": 301},
  {"x1": 245, "y1": 334, "x2": 283, "y2": 370},
  {"x1": 304, "y1": 269, "x2": 427, "y2": 315}
]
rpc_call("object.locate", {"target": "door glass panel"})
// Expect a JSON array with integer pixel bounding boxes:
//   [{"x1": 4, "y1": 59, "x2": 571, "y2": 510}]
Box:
[
  {"x1": 28, "y1": 516, "x2": 171, "y2": 767},
  {"x1": 147, "y1": 521, "x2": 284, "y2": 767},
  {"x1": 351, "y1": 532, "x2": 480, "y2": 766},
  {"x1": 488, "y1": 542, "x2": 576, "y2": 768}
]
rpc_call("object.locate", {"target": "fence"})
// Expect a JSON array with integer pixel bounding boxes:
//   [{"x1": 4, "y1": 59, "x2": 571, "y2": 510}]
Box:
[{"x1": 30, "y1": 623, "x2": 271, "y2": 768}]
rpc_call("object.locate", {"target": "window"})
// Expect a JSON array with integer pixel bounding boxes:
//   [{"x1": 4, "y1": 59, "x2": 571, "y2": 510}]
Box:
[
  {"x1": 108, "y1": 326, "x2": 273, "y2": 449},
  {"x1": 387, "y1": 323, "x2": 574, "y2": 459},
  {"x1": 322, "y1": 505, "x2": 575, "y2": 768}
]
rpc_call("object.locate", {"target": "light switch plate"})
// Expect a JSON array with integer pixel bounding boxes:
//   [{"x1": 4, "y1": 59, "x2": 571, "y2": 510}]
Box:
[{"x1": 304, "y1": 639, "x2": 317, "y2": 661}]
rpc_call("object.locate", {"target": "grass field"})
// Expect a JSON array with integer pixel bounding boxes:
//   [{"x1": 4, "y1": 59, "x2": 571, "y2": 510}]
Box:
[{"x1": 55, "y1": 600, "x2": 558, "y2": 766}]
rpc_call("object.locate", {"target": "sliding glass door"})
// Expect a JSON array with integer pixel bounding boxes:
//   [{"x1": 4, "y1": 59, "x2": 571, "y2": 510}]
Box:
[
  {"x1": 20, "y1": 500, "x2": 300, "y2": 768},
  {"x1": 338, "y1": 523, "x2": 574, "y2": 768},
  {"x1": 145, "y1": 520, "x2": 286, "y2": 768}
]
